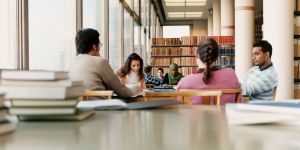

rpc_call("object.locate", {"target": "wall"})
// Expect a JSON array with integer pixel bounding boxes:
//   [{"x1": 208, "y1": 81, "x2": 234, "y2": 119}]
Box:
[{"x1": 191, "y1": 19, "x2": 208, "y2": 36}]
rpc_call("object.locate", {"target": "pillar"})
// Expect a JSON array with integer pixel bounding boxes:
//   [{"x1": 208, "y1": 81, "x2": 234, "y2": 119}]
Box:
[{"x1": 263, "y1": 0, "x2": 294, "y2": 100}]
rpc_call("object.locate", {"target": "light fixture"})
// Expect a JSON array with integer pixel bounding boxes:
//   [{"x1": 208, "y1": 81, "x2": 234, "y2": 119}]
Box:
[{"x1": 168, "y1": 12, "x2": 203, "y2": 18}]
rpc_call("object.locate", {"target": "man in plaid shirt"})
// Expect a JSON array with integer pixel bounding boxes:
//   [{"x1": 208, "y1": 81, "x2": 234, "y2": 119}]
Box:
[
  {"x1": 144, "y1": 65, "x2": 161, "y2": 86},
  {"x1": 242, "y1": 40, "x2": 278, "y2": 100}
]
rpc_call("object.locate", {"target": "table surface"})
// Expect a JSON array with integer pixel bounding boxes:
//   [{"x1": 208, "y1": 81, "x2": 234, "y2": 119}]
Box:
[{"x1": 1, "y1": 105, "x2": 300, "y2": 150}]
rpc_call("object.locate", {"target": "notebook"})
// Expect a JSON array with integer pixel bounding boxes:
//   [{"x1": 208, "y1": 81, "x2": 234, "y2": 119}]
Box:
[
  {"x1": 226, "y1": 100, "x2": 300, "y2": 125},
  {"x1": 77, "y1": 99, "x2": 179, "y2": 110}
]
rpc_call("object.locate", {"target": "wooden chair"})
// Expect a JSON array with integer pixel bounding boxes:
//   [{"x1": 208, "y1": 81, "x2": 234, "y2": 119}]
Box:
[
  {"x1": 272, "y1": 86, "x2": 277, "y2": 101},
  {"x1": 220, "y1": 88, "x2": 242, "y2": 103},
  {"x1": 143, "y1": 89, "x2": 223, "y2": 105},
  {"x1": 78, "y1": 90, "x2": 114, "y2": 101}
]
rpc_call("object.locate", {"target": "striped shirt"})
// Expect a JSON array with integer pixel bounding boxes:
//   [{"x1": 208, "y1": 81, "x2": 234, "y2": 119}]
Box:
[{"x1": 242, "y1": 63, "x2": 278, "y2": 100}]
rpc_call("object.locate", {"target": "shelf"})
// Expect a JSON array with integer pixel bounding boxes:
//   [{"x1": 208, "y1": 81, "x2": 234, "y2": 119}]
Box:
[
  {"x1": 152, "y1": 65, "x2": 197, "y2": 67},
  {"x1": 295, "y1": 79, "x2": 300, "y2": 83},
  {"x1": 151, "y1": 55, "x2": 195, "y2": 57},
  {"x1": 295, "y1": 11, "x2": 300, "y2": 16},
  {"x1": 219, "y1": 55, "x2": 235, "y2": 57},
  {"x1": 295, "y1": 35, "x2": 300, "y2": 39},
  {"x1": 152, "y1": 44, "x2": 234, "y2": 48},
  {"x1": 295, "y1": 57, "x2": 300, "y2": 61}
]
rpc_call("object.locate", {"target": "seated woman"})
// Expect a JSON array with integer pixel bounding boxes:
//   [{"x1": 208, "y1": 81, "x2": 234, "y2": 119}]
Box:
[
  {"x1": 117, "y1": 53, "x2": 146, "y2": 93},
  {"x1": 69, "y1": 28, "x2": 139, "y2": 98},
  {"x1": 176, "y1": 38, "x2": 240, "y2": 105},
  {"x1": 162, "y1": 63, "x2": 183, "y2": 85}
]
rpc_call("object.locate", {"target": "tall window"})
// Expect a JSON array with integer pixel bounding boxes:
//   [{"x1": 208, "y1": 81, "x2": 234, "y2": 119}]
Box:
[
  {"x1": 109, "y1": 0, "x2": 122, "y2": 72},
  {"x1": 123, "y1": 9, "x2": 132, "y2": 60},
  {"x1": 83, "y1": 0, "x2": 104, "y2": 56},
  {"x1": 28, "y1": 0, "x2": 76, "y2": 71},
  {"x1": 134, "y1": 22, "x2": 140, "y2": 55},
  {"x1": 0, "y1": 0, "x2": 17, "y2": 69},
  {"x1": 163, "y1": 26, "x2": 190, "y2": 38},
  {"x1": 134, "y1": 0, "x2": 139, "y2": 16}
]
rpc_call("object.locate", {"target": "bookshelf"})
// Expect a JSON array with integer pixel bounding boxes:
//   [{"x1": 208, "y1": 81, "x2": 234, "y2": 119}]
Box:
[
  {"x1": 151, "y1": 36, "x2": 235, "y2": 76},
  {"x1": 295, "y1": 0, "x2": 300, "y2": 98},
  {"x1": 254, "y1": 11, "x2": 263, "y2": 43}
]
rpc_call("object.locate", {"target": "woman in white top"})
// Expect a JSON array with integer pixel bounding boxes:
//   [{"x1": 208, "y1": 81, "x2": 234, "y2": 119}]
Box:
[{"x1": 117, "y1": 53, "x2": 146, "y2": 91}]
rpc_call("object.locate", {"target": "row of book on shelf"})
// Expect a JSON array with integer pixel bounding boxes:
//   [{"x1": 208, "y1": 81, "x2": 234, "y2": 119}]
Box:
[
  {"x1": 294, "y1": 38, "x2": 300, "y2": 57},
  {"x1": 181, "y1": 36, "x2": 235, "y2": 45},
  {"x1": 152, "y1": 36, "x2": 235, "y2": 46},
  {"x1": 152, "y1": 46, "x2": 234, "y2": 56}
]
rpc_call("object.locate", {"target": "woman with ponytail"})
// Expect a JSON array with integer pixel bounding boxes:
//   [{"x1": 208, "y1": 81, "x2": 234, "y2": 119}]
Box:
[{"x1": 176, "y1": 38, "x2": 240, "y2": 105}]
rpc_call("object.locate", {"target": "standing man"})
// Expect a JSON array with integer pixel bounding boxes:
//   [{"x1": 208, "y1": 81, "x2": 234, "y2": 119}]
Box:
[{"x1": 242, "y1": 40, "x2": 278, "y2": 100}]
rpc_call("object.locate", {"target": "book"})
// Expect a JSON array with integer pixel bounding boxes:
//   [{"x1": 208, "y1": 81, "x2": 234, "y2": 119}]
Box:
[
  {"x1": 1, "y1": 70, "x2": 69, "y2": 81},
  {"x1": 0, "y1": 85, "x2": 85, "y2": 99},
  {"x1": 17, "y1": 110, "x2": 94, "y2": 121},
  {"x1": 9, "y1": 107, "x2": 76, "y2": 115},
  {"x1": 11, "y1": 100, "x2": 78, "y2": 108},
  {"x1": 77, "y1": 99, "x2": 179, "y2": 110},
  {"x1": 226, "y1": 100, "x2": 300, "y2": 125},
  {"x1": 1, "y1": 80, "x2": 83, "y2": 87},
  {"x1": 0, "y1": 120, "x2": 14, "y2": 135}
]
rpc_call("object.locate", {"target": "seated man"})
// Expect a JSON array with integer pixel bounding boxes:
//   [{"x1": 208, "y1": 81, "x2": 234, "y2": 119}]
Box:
[
  {"x1": 69, "y1": 28, "x2": 139, "y2": 98},
  {"x1": 144, "y1": 65, "x2": 161, "y2": 86},
  {"x1": 242, "y1": 40, "x2": 278, "y2": 100}
]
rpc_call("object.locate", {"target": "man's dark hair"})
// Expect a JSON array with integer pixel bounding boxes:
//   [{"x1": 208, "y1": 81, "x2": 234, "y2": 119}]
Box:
[
  {"x1": 144, "y1": 65, "x2": 152, "y2": 74},
  {"x1": 253, "y1": 40, "x2": 273, "y2": 57},
  {"x1": 75, "y1": 28, "x2": 100, "y2": 54},
  {"x1": 157, "y1": 68, "x2": 164, "y2": 74}
]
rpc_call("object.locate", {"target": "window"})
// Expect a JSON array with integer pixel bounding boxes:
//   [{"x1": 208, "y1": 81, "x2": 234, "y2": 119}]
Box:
[
  {"x1": 163, "y1": 26, "x2": 190, "y2": 38},
  {"x1": 123, "y1": 9, "x2": 133, "y2": 60},
  {"x1": 125, "y1": 0, "x2": 133, "y2": 9},
  {"x1": 83, "y1": 0, "x2": 104, "y2": 56},
  {"x1": 0, "y1": 0, "x2": 17, "y2": 69},
  {"x1": 109, "y1": 0, "x2": 122, "y2": 72},
  {"x1": 134, "y1": 22, "x2": 140, "y2": 55},
  {"x1": 28, "y1": 0, "x2": 76, "y2": 71},
  {"x1": 134, "y1": 0, "x2": 139, "y2": 16}
]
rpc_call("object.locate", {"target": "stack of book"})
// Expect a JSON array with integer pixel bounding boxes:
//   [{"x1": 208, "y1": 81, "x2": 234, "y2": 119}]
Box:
[
  {"x1": 0, "y1": 70, "x2": 94, "y2": 121},
  {"x1": 0, "y1": 93, "x2": 14, "y2": 134}
]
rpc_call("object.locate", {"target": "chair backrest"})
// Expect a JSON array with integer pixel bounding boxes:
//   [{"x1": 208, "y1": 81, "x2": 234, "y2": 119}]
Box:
[
  {"x1": 143, "y1": 89, "x2": 223, "y2": 105},
  {"x1": 220, "y1": 88, "x2": 242, "y2": 103},
  {"x1": 79, "y1": 90, "x2": 114, "y2": 100},
  {"x1": 272, "y1": 86, "x2": 277, "y2": 101}
]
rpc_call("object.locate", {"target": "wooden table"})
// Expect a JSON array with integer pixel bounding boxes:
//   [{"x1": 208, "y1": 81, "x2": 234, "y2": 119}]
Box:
[{"x1": 0, "y1": 105, "x2": 300, "y2": 150}]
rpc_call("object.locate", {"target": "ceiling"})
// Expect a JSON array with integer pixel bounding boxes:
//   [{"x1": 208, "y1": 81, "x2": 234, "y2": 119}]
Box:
[
  {"x1": 154, "y1": 0, "x2": 213, "y2": 25},
  {"x1": 162, "y1": 0, "x2": 213, "y2": 20}
]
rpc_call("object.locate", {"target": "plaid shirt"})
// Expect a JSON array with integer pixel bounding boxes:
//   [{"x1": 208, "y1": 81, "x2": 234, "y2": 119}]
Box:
[
  {"x1": 242, "y1": 64, "x2": 278, "y2": 100},
  {"x1": 144, "y1": 73, "x2": 161, "y2": 86}
]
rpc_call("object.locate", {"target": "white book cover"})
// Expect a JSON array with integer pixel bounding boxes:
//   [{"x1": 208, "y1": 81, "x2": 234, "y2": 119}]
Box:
[
  {"x1": 11, "y1": 100, "x2": 78, "y2": 107},
  {"x1": 226, "y1": 100, "x2": 300, "y2": 125},
  {"x1": 1, "y1": 70, "x2": 69, "y2": 81},
  {"x1": 0, "y1": 85, "x2": 85, "y2": 99},
  {"x1": 77, "y1": 99, "x2": 178, "y2": 110},
  {"x1": 1, "y1": 80, "x2": 83, "y2": 87},
  {"x1": 9, "y1": 107, "x2": 76, "y2": 115},
  {"x1": 17, "y1": 110, "x2": 94, "y2": 121}
]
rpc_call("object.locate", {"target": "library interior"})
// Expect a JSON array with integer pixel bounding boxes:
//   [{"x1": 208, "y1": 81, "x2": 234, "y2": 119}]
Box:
[{"x1": 0, "y1": 0, "x2": 300, "y2": 150}]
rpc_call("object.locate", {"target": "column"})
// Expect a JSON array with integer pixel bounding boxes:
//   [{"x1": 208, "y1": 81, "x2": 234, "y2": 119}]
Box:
[
  {"x1": 235, "y1": 0, "x2": 255, "y2": 81},
  {"x1": 207, "y1": 9, "x2": 213, "y2": 36},
  {"x1": 221, "y1": 0, "x2": 235, "y2": 35},
  {"x1": 263, "y1": 0, "x2": 294, "y2": 100},
  {"x1": 213, "y1": 0, "x2": 221, "y2": 36}
]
